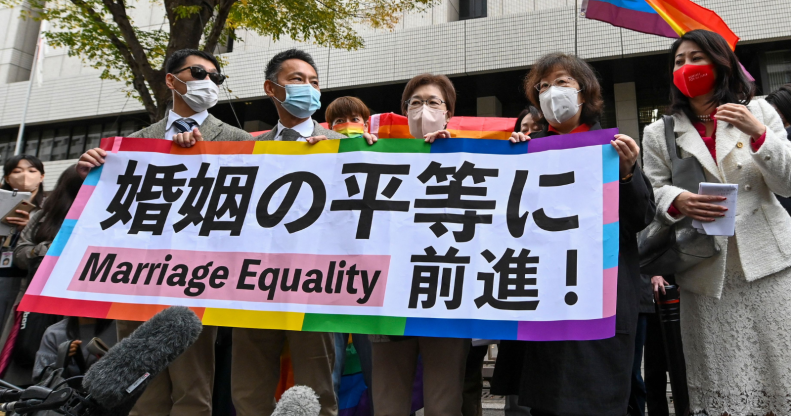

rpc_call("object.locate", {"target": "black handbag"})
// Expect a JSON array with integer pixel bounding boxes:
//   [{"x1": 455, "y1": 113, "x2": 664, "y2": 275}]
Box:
[{"x1": 638, "y1": 115, "x2": 721, "y2": 276}]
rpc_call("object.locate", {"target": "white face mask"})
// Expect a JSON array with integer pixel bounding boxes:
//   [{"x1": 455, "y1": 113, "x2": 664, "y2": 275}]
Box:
[
  {"x1": 539, "y1": 86, "x2": 582, "y2": 125},
  {"x1": 171, "y1": 76, "x2": 219, "y2": 113}
]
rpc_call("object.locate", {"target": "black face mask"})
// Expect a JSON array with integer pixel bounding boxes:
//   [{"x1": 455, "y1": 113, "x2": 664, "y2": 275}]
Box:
[{"x1": 785, "y1": 126, "x2": 791, "y2": 140}]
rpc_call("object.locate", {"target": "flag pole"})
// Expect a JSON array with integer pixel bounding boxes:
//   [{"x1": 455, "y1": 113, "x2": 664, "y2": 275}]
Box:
[{"x1": 14, "y1": 22, "x2": 44, "y2": 156}]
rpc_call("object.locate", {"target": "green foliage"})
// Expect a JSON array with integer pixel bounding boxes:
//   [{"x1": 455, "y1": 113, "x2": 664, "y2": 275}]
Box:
[{"x1": 0, "y1": 0, "x2": 438, "y2": 120}]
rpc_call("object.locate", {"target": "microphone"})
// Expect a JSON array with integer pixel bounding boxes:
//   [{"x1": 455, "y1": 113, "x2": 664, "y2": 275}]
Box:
[
  {"x1": 271, "y1": 385, "x2": 321, "y2": 416},
  {"x1": 81, "y1": 306, "x2": 203, "y2": 415}
]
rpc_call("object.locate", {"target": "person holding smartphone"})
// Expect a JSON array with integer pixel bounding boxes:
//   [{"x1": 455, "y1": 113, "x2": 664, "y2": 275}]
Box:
[{"x1": 0, "y1": 154, "x2": 45, "y2": 368}]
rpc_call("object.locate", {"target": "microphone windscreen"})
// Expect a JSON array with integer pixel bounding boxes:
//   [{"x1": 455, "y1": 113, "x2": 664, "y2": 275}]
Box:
[
  {"x1": 271, "y1": 385, "x2": 321, "y2": 416},
  {"x1": 82, "y1": 306, "x2": 203, "y2": 414}
]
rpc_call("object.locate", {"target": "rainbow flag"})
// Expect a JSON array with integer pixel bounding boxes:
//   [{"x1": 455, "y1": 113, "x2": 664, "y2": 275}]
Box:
[
  {"x1": 251, "y1": 114, "x2": 518, "y2": 140},
  {"x1": 582, "y1": 0, "x2": 739, "y2": 50},
  {"x1": 369, "y1": 113, "x2": 517, "y2": 140}
]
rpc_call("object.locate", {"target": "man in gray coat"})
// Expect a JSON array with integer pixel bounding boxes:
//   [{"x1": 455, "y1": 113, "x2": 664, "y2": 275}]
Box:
[
  {"x1": 231, "y1": 48, "x2": 341, "y2": 416},
  {"x1": 77, "y1": 48, "x2": 251, "y2": 416}
]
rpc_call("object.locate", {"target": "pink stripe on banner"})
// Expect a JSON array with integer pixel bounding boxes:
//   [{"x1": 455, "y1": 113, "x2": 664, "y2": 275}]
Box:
[
  {"x1": 26, "y1": 255, "x2": 59, "y2": 296},
  {"x1": 68, "y1": 247, "x2": 390, "y2": 307},
  {"x1": 602, "y1": 266, "x2": 618, "y2": 317},
  {"x1": 111, "y1": 137, "x2": 123, "y2": 153},
  {"x1": 517, "y1": 316, "x2": 615, "y2": 341},
  {"x1": 603, "y1": 181, "x2": 619, "y2": 224},
  {"x1": 66, "y1": 185, "x2": 95, "y2": 220},
  {"x1": 369, "y1": 114, "x2": 380, "y2": 135}
]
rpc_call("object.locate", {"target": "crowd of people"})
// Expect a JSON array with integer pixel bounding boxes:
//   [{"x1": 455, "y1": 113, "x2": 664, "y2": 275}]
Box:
[{"x1": 0, "y1": 28, "x2": 789, "y2": 416}]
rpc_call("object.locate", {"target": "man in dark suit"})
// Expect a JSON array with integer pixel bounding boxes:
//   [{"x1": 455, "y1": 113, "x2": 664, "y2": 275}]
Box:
[
  {"x1": 231, "y1": 48, "x2": 341, "y2": 416},
  {"x1": 77, "y1": 49, "x2": 251, "y2": 416}
]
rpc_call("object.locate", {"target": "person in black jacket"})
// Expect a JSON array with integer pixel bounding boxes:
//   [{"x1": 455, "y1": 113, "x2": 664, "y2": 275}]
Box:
[{"x1": 491, "y1": 53, "x2": 656, "y2": 416}]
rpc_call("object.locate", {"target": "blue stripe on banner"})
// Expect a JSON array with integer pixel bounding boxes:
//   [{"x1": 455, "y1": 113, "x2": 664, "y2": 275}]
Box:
[
  {"x1": 430, "y1": 138, "x2": 528, "y2": 155},
  {"x1": 595, "y1": 0, "x2": 657, "y2": 14},
  {"x1": 84, "y1": 166, "x2": 103, "y2": 186},
  {"x1": 603, "y1": 221, "x2": 620, "y2": 269},
  {"x1": 602, "y1": 144, "x2": 620, "y2": 183},
  {"x1": 48, "y1": 219, "x2": 77, "y2": 257},
  {"x1": 404, "y1": 317, "x2": 519, "y2": 339}
]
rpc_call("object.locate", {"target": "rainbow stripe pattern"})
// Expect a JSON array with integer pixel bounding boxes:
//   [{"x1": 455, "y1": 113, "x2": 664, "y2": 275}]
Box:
[
  {"x1": 369, "y1": 113, "x2": 517, "y2": 140},
  {"x1": 20, "y1": 131, "x2": 620, "y2": 341},
  {"x1": 583, "y1": 0, "x2": 739, "y2": 49}
]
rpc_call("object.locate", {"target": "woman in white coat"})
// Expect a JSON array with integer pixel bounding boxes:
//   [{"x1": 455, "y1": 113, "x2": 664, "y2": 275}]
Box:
[{"x1": 642, "y1": 30, "x2": 791, "y2": 416}]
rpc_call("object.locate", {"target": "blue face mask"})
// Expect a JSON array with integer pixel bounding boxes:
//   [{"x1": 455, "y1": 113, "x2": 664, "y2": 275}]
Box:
[{"x1": 271, "y1": 82, "x2": 322, "y2": 118}]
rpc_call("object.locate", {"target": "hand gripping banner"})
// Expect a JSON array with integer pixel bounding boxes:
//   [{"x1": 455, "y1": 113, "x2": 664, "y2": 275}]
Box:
[{"x1": 20, "y1": 131, "x2": 620, "y2": 341}]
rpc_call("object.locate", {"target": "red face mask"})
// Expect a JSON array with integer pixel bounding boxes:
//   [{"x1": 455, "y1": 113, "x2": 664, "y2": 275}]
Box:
[{"x1": 673, "y1": 64, "x2": 716, "y2": 98}]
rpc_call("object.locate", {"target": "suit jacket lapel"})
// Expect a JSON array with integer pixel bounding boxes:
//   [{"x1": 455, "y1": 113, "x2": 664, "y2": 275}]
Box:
[
  {"x1": 199, "y1": 115, "x2": 222, "y2": 142},
  {"x1": 150, "y1": 118, "x2": 168, "y2": 139},
  {"x1": 259, "y1": 129, "x2": 276, "y2": 141},
  {"x1": 673, "y1": 114, "x2": 722, "y2": 181}
]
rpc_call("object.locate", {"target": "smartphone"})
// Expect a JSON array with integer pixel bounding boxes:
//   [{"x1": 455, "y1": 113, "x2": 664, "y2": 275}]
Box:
[{"x1": 2, "y1": 200, "x2": 36, "y2": 224}]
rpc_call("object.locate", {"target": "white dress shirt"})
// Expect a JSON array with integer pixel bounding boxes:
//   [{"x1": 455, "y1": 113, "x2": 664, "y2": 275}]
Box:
[
  {"x1": 273, "y1": 119, "x2": 314, "y2": 142},
  {"x1": 164, "y1": 110, "x2": 209, "y2": 141}
]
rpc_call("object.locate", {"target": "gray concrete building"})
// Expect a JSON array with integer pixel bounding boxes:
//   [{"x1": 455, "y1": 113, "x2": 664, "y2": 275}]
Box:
[{"x1": 0, "y1": 0, "x2": 790, "y2": 189}]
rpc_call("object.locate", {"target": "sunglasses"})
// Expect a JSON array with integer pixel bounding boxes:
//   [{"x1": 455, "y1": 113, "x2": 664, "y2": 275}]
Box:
[{"x1": 173, "y1": 66, "x2": 226, "y2": 85}]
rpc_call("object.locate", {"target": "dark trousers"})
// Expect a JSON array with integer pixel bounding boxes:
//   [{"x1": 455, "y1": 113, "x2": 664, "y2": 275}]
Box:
[
  {"x1": 628, "y1": 314, "x2": 649, "y2": 416},
  {"x1": 644, "y1": 312, "x2": 670, "y2": 416},
  {"x1": 462, "y1": 345, "x2": 489, "y2": 416}
]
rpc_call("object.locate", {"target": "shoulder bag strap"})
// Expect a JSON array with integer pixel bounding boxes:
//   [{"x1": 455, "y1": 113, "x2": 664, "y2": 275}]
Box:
[
  {"x1": 664, "y1": 114, "x2": 707, "y2": 193},
  {"x1": 663, "y1": 115, "x2": 679, "y2": 171}
]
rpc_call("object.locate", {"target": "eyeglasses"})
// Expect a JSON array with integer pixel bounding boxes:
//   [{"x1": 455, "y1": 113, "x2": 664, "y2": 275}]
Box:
[
  {"x1": 173, "y1": 66, "x2": 226, "y2": 85},
  {"x1": 405, "y1": 98, "x2": 446, "y2": 110},
  {"x1": 535, "y1": 76, "x2": 578, "y2": 94}
]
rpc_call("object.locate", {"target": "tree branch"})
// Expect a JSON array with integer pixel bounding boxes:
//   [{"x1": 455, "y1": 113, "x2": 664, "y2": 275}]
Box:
[
  {"x1": 100, "y1": 0, "x2": 159, "y2": 85},
  {"x1": 203, "y1": 0, "x2": 237, "y2": 54},
  {"x1": 69, "y1": 0, "x2": 158, "y2": 120}
]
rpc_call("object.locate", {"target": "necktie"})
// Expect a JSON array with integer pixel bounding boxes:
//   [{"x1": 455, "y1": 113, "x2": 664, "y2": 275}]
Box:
[
  {"x1": 280, "y1": 128, "x2": 303, "y2": 141},
  {"x1": 173, "y1": 118, "x2": 198, "y2": 133}
]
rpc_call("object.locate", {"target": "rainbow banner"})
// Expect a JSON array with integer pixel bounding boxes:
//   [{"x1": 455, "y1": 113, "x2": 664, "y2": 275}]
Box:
[
  {"x1": 582, "y1": 0, "x2": 739, "y2": 49},
  {"x1": 369, "y1": 113, "x2": 517, "y2": 140},
  {"x1": 252, "y1": 115, "x2": 518, "y2": 141},
  {"x1": 20, "y1": 132, "x2": 619, "y2": 341}
]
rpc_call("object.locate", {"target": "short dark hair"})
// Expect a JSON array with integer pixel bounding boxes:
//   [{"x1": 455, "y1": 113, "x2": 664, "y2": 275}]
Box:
[
  {"x1": 400, "y1": 73, "x2": 457, "y2": 117},
  {"x1": 265, "y1": 49, "x2": 319, "y2": 83},
  {"x1": 2, "y1": 154, "x2": 45, "y2": 208},
  {"x1": 165, "y1": 49, "x2": 222, "y2": 74},
  {"x1": 766, "y1": 84, "x2": 791, "y2": 124},
  {"x1": 325, "y1": 97, "x2": 371, "y2": 127},
  {"x1": 668, "y1": 30, "x2": 755, "y2": 121},
  {"x1": 514, "y1": 106, "x2": 546, "y2": 132},
  {"x1": 524, "y1": 53, "x2": 604, "y2": 126}
]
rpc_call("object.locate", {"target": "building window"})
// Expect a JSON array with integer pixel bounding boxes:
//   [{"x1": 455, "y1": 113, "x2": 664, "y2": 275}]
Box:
[
  {"x1": 120, "y1": 120, "x2": 138, "y2": 136},
  {"x1": 68, "y1": 125, "x2": 87, "y2": 160},
  {"x1": 102, "y1": 123, "x2": 119, "y2": 142},
  {"x1": 38, "y1": 129, "x2": 55, "y2": 161},
  {"x1": 23, "y1": 130, "x2": 40, "y2": 157},
  {"x1": 51, "y1": 127, "x2": 71, "y2": 161},
  {"x1": 460, "y1": 0, "x2": 487, "y2": 20},
  {"x1": 86, "y1": 124, "x2": 103, "y2": 150},
  {"x1": 764, "y1": 50, "x2": 791, "y2": 94}
]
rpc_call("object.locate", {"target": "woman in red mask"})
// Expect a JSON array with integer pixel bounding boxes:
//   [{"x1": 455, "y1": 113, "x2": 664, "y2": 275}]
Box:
[{"x1": 642, "y1": 30, "x2": 791, "y2": 416}]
